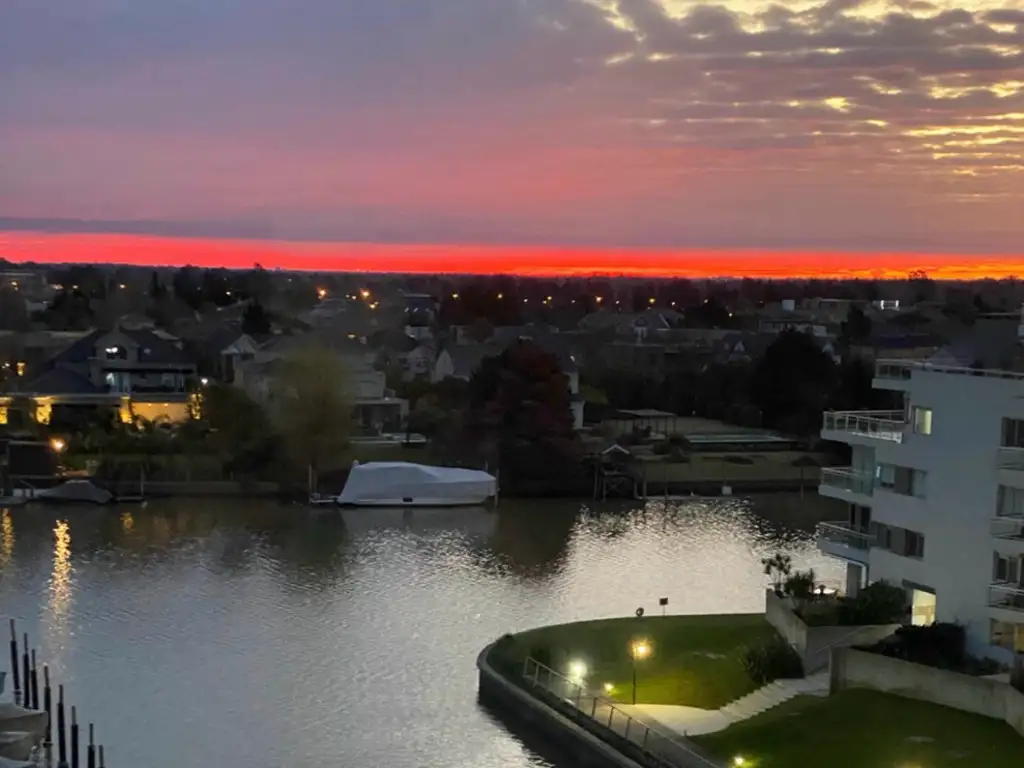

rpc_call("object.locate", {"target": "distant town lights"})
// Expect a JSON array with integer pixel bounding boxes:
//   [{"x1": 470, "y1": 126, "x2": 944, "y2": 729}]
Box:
[
  {"x1": 451, "y1": 293, "x2": 459, "y2": 299},
  {"x1": 360, "y1": 289, "x2": 371, "y2": 299},
  {"x1": 317, "y1": 288, "x2": 328, "y2": 299}
]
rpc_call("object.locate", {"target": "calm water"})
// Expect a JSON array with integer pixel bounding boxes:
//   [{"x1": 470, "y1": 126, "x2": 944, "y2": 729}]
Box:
[{"x1": 0, "y1": 496, "x2": 841, "y2": 768}]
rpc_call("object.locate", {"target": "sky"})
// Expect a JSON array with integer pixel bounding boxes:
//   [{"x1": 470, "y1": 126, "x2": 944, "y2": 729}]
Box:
[{"x1": 2, "y1": 0, "x2": 1024, "y2": 274}]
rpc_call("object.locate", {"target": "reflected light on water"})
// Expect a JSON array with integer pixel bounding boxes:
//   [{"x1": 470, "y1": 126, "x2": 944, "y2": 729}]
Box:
[
  {"x1": 49, "y1": 519, "x2": 73, "y2": 622},
  {"x1": 121, "y1": 511, "x2": 134, "y2": 533},
  {"x1": 0, "y1": 510, "x2": 13, "y2": 568}
]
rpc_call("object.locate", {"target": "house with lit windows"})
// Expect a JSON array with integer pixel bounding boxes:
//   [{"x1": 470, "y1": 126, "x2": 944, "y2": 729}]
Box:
[
  {"x1": 817, "y1": 317, "x2": 1024, "y2": 661},
  {"x1": 0, "y1": 327, "x2": 199, "y2": 427}
]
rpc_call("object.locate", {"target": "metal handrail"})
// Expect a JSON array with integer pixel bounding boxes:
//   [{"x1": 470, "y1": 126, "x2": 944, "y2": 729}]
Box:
[
  {"x1": 990, "y1": 583, "x2": 1024, "y2": 612},
  {"x1": 822, "y1": 411, "x2": 905, "y2": 443},
  {"x1": 521, "y1": 656, "x2": 720, "y2": 768},
  {"x1": 817, "y1": 521, "x2": 874, "y2": 550},
  {"x1": 876, "y1": 359, "x2": 1024, "y2": 382},
  {"x1": 819, "y1": 467, "x2": 874, "y2": 496},
  {"x1": 992, "y1": 516, "x2": 1024, "y2": 539}
]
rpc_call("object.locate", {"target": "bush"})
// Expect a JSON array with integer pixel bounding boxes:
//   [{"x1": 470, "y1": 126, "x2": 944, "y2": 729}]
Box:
[
  {"x1": 783, "y1": 570, "x2": 816, "y2": 603},
  {"x1": 743, "y1": 636, "x2": 805, "y2": 686},
  {"x1": 838, "y1": 581, "x2": 907, "y2": 625},
  {"x1": 862, "y1": 623, "x2": 966, "y2": 670}
]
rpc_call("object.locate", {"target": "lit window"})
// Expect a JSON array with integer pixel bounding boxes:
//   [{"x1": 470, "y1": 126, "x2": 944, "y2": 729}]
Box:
[
  {"x1": 15, "y1": 362, "x2": 25, "y2": 376},
  {"x1": 911, "y1": 406, "x2": 932, "y2": 435}
]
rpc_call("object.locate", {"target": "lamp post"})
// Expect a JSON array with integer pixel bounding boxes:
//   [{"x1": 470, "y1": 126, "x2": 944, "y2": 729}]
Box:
[{"x1": 630, "y1": 639, "x2": 650, "y2": 705}]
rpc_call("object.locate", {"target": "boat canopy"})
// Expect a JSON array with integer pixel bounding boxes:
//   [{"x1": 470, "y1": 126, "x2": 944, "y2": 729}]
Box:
[{"x1": 338, "y1": 462, "x2": 496, "y2": 505}]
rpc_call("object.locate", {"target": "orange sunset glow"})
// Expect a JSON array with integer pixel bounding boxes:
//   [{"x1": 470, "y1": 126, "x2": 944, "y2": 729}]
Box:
[{"x1": 3, "y1": 232, "x2": 1024, "y2": 280}]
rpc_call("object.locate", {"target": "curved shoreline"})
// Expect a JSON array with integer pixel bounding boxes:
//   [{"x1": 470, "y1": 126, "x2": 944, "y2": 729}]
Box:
[{"x1": 476, "y1": 639, "x2": 645, "y2": 768}]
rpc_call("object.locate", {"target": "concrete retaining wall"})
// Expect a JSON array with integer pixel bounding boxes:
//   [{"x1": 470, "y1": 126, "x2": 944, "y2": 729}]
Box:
[
  {"x1": 831, "y1": 647, "x2": 1024, "y2": 738},
  {"x1": 476, "y1": 643, "x2": 643, "y2": 768},
  {"x1": 764, "y1": 591, "x2": 898, "y2": 672}
]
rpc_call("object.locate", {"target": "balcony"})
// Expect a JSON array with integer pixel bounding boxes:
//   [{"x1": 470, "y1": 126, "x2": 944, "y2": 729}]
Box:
[
  {"x1": 992, "y1": 516, "x2": 1024, "y2": 556},
  {"x1": 997, "y1": 446, "x2": 1024, "y2": 470},
  {"x1": 819, "y1": 467, "x2": 873, "y2": 500},
  {"x1": 989, "y1": 584, "x2": 1024, "y2": 613},
  {"x1": 822, "y1": 410, "x2": 905, "y2": 444},
  {"x1": 817, "y1": 521, "x2": 873, "y2": 565}
]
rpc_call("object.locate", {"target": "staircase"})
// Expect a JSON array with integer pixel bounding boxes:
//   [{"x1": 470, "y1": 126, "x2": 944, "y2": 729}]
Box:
[{"x1": 719, "y1": 672, "x2": 829, "y2": 721}]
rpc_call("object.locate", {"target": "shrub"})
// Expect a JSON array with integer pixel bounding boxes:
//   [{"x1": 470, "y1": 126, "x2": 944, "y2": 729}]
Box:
[
  {"x1": 743, "y1": 636, "x2": 805, "y2": 686},
  {"x1": 839, "y1": 581, "x2": 907, "y2": 625},
  {"x1": 783, "y1": 569, "x2": 816, "y2": 603},
  {"x1": 862, "y1": 623, "x2": 966, "y2": 670}
]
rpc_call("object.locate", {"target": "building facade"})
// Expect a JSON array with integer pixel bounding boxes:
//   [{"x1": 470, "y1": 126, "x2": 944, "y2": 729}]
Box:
[{"x1": 818, "y1": 358, "x2": 1024, "y2": 661}]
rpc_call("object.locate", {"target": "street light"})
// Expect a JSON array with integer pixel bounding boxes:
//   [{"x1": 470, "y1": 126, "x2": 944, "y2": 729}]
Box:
[
  {"x1": 630, "y1": 639, "x2": 651, "y2": 705},
  {"x1": 50, "y1": 438, "x2": 66, "y2": 454}
]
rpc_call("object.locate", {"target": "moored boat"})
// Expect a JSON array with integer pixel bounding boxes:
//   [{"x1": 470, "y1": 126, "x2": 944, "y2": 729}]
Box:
[{"x1": 337, "y1": 461, "x2": 497, "y2": 507}]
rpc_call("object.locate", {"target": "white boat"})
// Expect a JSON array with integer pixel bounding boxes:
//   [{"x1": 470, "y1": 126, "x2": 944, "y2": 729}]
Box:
[
  {"x1": 32, "y1": 480, "x2": 113, "y2": 505},
  {"x1": 337, "y1": 461, "x2": 497, "y2": 507}
]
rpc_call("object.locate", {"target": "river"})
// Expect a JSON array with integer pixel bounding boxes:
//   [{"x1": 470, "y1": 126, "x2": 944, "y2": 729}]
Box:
[{"x1": 0, "y1": 495, "x2": 842, "y2": 768}]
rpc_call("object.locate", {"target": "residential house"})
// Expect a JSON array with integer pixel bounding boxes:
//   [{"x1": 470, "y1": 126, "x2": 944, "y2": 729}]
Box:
[
  {"x1": 578, "y1": 308, "x2": 684, "y2": 341},
  {"x1": 816, "y1": 314, "x2": 1024, "y2": 662},
  {"x1": 1, "y1": 326, "x2": 199, "y2": 426},
  {"x1": 178, "y1": 321, "x2": 260, "y2": 383},
  {"x1": 757, "y1": 300, "x2": 832, "y2": 337}
]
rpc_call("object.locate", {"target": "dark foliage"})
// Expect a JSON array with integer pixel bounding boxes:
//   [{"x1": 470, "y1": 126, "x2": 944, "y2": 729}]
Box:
[
  {"x1": 743, "y1": 636, "x2": 805, "y2": 685},
  {"x1": 466, "y1": 340, "x2": 583, "y2": 496},
  {"x1": 837, "y1": 581, "x2": 908, "y2": 626},
  {"x1": 861, "y1": 623, "x2": 966, "y2": 670},
  {"x1": 751, "y1": 330, "x2": 837, "y2": 435}
]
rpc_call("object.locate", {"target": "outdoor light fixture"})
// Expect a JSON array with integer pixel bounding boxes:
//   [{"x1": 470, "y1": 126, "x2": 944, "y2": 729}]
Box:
[
  {"x1": 568, "y1": 660, "x2": 587, "y2": 682},
  {"x1": 50, "y1": 438, "x2": 66, "y2": 453},
  {"x1": 629, "y1": 639, "x2": 651, "y2": 705},
  {"x1": 733, "y1": 757, "x2": 746, "y2": 767},
  {"x1": 603, "y1": 682, "x2": 614, "y2": 693}
]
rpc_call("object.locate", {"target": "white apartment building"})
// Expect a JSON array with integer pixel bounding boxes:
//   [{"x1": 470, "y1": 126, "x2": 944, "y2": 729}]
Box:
[{"x1": 817, "y1": 356, "x2": 1024, "y2": 662}]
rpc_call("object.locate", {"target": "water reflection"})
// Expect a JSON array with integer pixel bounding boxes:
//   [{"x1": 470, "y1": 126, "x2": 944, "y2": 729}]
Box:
[
  {"x1": 0, "y1": 510, "x2": 13, "y2": 568},
  {"x1": 0, "y1": 496, "x2": 841, "y2": 768}
]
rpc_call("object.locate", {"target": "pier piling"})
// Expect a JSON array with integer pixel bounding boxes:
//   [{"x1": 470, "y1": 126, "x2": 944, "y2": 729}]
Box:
[
  {"x1": 9, "y1": 618, "x2": 20, "y2": 705},
  {"x1": 30, "y1": 648, "x2": 39, "y2": 709},
  {"x1": 21, "y1": 633, "x2": 30, "y2": 708},
  {"x1": 87, "y1": 724, "x2": 96, "y2": 768},
  {"x1": 71, "y1": 705, "x2": 80, "y2": 768},
  {"x1": 58, "y1": 684, "x2": 68, "y2": 768},
  {"x1": 98, "y1": 746, "x2": 105, "y2": 768},
  {"x1": 44, "y1": 665, "x2": 53, "y2": 759}
]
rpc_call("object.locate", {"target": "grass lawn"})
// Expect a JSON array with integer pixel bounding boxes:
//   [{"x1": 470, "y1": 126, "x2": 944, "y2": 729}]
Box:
[
  {"x1": 497, "y1": 614, "x2": 776, "y2": 709},
  {"x1": 693, "y1": 688, "x2": 1024, "y2": 768}
]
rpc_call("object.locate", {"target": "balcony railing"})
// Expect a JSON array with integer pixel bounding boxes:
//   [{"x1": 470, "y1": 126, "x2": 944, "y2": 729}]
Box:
[
  {"x1": 817, "y1": 521, "x2": 874, "y2": 552},
  {"x1": 876, "y1": 359, "x2": 1024, "y2": 382},
  {"x1": 989, "y1": 583, "x2": 1024, "y2": 613},
  {"x1": 992, "y1": 516, "x2": 1024, "y2": 540},
  {"x1": 822, "y1": 410, "x2": 906, "y2": 443},
  {"x1": 820, "y1": 467, "x2": 874, "y2": 497},
  {"x1": 997, "y1": 447, "x2": 1024, "y2": 470}
]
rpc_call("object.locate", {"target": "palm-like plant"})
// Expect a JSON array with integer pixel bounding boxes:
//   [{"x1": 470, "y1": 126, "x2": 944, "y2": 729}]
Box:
[{"x1": 762, "y1": 553, "x2": 793, "y2": 596}]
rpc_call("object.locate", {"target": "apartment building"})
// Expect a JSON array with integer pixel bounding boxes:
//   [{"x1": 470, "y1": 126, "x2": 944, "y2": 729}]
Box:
[{"x1": 817, "y1": 352, "x2": 1024, "y2": 662}]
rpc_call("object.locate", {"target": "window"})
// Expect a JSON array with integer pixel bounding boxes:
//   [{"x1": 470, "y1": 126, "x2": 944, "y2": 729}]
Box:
[
  {"x1": 876, "y1": 464, "x2": 927, "y2": 498},
  {"x1": 997, "y1": 485, "x2": 1024, "y2": 518},
  {"x1": 904, "y1": 530, "x2": 925, "y2": 559},
  {"x1": 1002, "y1": 418, "x2": 1024, "y2": 448},
  {"x1": 993, "y1": 553, "x2": 1022, "y2": 585},
  {"x1": 911, "y1": 406, "x2": 933, "y2": 435},
  {"x1": 990, "y1": 619, "x2": 1024, "y2": 652}
]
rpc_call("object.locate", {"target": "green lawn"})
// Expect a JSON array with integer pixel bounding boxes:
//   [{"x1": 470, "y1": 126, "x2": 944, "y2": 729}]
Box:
[
  {"x1": 694, "y1": 689, "x2": 1024, "y2": 768},
  {"x1": 496, "y1": 613, "x2": 776, "y2": 709}
]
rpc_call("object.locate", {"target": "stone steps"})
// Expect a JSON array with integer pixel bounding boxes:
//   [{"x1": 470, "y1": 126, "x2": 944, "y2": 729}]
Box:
[{"x1": 720, "y1": 672, "x2": 829, "y2": 721}]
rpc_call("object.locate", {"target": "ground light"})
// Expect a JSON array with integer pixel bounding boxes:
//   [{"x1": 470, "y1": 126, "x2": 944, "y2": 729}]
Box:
[
  {"x1": 568, "y1": 660, "x2": 587, "y2": 685},
  {"x1": 50, "y1": 438, "x2": 66, "y2": 453},
  {"x1": 603, "y1": 682, "x2": 614, "y2": 694},
  {"x1": 733, "y1": 757, "x2": 746, "y2": 767}
]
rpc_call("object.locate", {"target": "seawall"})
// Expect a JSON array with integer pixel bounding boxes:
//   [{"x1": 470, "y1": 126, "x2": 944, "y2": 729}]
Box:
[{"x1": 476, "y1": 642, "x2": 643, "y2": 768}]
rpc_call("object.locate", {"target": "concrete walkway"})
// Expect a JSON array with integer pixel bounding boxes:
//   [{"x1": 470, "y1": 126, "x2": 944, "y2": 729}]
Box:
[{"x1": 635, "y1": 672, "x2": 829, "y2": 737}]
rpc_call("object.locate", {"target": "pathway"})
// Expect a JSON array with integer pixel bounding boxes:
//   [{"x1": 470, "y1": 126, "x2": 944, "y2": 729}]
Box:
[{"x1": 635, "y1": 672, "x2": 829, "y2": 737}]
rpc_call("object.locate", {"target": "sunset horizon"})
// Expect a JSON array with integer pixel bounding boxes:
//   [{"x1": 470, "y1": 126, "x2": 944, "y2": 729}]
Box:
[{"x1": 3, "y1": 230, "x2": 1024, "y2": 281}]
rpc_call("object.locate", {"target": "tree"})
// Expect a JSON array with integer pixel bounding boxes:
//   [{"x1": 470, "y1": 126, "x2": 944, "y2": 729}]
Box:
[
  {"x1": 466, "y1": 317, "x2": 494, "y2": 343},
  {"x1": 242, "y1": 301, "x2": 272, "y2": 335},
  {"x1": 839, "y1": 305, "x2": 872, "y2": 347},
  {"x1": 465, "y1": 340, "x2": 582, "y2": 495},
  {"x1": 750, "y1": 330, "x2": 836, "y2": 435},
  {"x1": 0, "y1": 287, "x2": 29, "y2": 331},
  {"x1": 266, "y1": 345, "x2": 352, "y2": 486},
  {"x1": 199, "y1": 383, "x2": 280, "y2": 475},
  {"x1": 148, "y1": 271, "x2": 167, "y2": 300}
]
